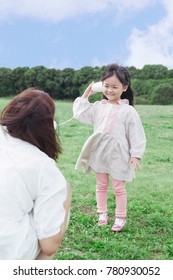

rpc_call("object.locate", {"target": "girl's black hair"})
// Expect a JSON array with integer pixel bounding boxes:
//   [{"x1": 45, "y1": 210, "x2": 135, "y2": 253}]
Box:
[{"x1": 100, "y1": 63, "x2": 134, "y2": 106}]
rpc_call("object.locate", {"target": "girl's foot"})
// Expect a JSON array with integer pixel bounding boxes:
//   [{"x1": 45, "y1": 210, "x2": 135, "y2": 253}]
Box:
[
  {"x1": 98, "y1": 212, "x2": 108, "y2": 226},
  {"x1": 111, "y1": 217, "x2": 126, "y2": 232}
]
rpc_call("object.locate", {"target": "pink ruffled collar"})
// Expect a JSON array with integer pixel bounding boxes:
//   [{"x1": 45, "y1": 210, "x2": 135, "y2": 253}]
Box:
[{"x1": 101, "y1": 99, "x2": 129, "y2": 105}]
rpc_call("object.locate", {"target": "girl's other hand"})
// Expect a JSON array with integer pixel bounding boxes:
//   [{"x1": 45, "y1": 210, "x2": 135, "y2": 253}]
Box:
[
  {"x1": 82, "y1": 82, "x2": 97, "y2": 98},
  {"x1": 128, "y1": 157, "x2": 141, "y2": 170}
]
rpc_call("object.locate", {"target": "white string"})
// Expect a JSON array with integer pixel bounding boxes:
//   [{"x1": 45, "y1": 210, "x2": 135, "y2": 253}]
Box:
[
  {"x1": 57, "y1": 91, "x2": 92, "y2": 127},
  {"x1": 58, "y1": 116, "x2": 74, "y2": 126}
]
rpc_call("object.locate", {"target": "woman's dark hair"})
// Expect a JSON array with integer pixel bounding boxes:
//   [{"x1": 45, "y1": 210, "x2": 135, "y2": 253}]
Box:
[
  {"x1": 101, "y1": 63, "x2": 134, "y2": 106},
  {"x1": 0, "y1": 88, "x2": 61, "y2": 160}
]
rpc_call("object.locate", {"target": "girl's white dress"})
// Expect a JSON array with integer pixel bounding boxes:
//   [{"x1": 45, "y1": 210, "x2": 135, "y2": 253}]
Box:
[
  {"x1": 0, "y1": 125, "x2": 67, "y2": 260},
  {"x1": 73, "y1": 97, "x2": 146, "y2": 182}
]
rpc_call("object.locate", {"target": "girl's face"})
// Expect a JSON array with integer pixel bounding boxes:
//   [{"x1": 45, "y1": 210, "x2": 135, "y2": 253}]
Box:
[{"x1": 102, "y1": 75, "x2": 128, "y2": 104}]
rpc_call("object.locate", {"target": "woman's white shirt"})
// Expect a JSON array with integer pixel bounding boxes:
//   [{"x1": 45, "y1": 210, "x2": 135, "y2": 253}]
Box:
[{"x1": 0, "y1": 125, "x2": 67, "y2": 260}]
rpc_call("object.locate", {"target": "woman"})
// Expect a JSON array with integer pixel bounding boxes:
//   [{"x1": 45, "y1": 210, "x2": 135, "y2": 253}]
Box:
[{"x1": 0, "y1": 88, "x2": 71, "y2": 259}]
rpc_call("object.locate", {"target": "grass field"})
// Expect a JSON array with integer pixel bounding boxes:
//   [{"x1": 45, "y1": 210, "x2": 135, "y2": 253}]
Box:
[
  {"x1": 55, "y1": 101, "x2": 173, "y2": 260},
  {"x1": 0, "y1": 98, "x2": 173, "y2": 260}
]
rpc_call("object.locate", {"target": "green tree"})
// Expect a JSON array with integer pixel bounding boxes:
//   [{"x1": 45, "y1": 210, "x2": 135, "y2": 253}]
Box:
[
  {"x1": 24, "y1": 68, "x2": 37, "y2": 88},
  {"x1": 140, "y1": 64, "x2": 168, "y2": 79},
  {"x1": 167, "y1": 69, "x2": 173, "y2": 78},
  {"x1": 0, "y1": 68, "x2": 14, "y2": 96},
  {"x1": 127, "y1": 66, "x2": 140, "y2": 79},
  {"x1": 12, "y1": 67, "x2": 29, "y2": 93},
  {"x1": 32, "y1": 66, "x2": 49, "y2": 89},
  {"x1": 60, "y1": 68, "x2": 76, "y2": 99},
  {"x1": 151, "y1": 83, "x2": 173, "y2": 105}
]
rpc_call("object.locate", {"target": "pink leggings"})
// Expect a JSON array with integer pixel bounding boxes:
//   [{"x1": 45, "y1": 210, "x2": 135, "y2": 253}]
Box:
[{"x1": 96, "y1": 173, "x2": 127, "y2": 218}]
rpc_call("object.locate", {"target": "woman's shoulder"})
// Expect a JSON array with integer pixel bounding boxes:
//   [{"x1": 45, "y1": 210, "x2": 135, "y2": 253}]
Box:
[
  {"x1": 0, "y1": 126, "x2": 52, "y2": 165},
  {"x1": 22, "y1": 143, "x2": 54, "y2": 167}
]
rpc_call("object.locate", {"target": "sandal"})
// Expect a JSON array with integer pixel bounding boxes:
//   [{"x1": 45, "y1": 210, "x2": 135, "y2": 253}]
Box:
[
  {"x1": 111, "y1": 217, "x2": 126, "y2": 232},
  {"x1": 98, "y1": 212, "x2": 108, "y2": 226}
]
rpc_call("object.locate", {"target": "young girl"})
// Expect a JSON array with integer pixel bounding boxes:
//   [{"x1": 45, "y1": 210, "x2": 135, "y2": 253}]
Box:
[
  {"x1": 73, "y1": 63, "x2": 146, "y2": 232},
  {"x1": 0, "y1": 88, "x2": 71, "y2": 259}
]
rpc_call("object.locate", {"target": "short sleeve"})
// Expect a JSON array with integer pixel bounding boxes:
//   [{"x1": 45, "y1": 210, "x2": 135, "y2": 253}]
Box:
[{"x1": 34, "y1": 159, "x2": 67, "y2": 240}]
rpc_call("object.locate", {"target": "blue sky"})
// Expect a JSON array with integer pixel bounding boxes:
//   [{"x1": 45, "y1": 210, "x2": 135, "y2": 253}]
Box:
[{"x1": 0, "y1": 0, "x2": 173, "y2": 70}]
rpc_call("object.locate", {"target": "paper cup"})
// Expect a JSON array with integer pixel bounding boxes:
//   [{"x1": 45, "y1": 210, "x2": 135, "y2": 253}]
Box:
[{"x1": 91, "y1": 81, "x2": 103, "y2": 92}]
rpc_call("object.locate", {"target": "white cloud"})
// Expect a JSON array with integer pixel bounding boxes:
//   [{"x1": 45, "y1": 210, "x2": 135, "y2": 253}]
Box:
[
  {"x1": 0, "y1": 0, "x2": 156, "y2": 22},
  {"x1": 1, "y1": 0, "x2": 171, "y2": 69},
  {"x1": 111, "y1": 0, "x2": 157, "y2": 21},
  {"x1": 90, "y1": 57, "x2": 105, "y2": 68},
  {"x1": 0, "y1": 0, "x2": 111, "y2": 22},
  {"x1": 125, "y1": 0, "x2": 173, "y2": 68},
  {"x1": 48, "y1": 57, "x2": 73, "y2": 70}
]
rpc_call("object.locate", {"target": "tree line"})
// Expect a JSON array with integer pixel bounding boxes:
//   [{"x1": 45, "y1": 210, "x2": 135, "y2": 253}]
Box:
[{"x1": 0, "y1": 64, "x2": 173, "y2": 105}]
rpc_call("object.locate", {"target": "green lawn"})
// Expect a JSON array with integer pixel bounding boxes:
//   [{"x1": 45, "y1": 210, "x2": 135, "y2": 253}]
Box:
[
  {"x1": 0, "y1": 98, "x2": 173, "y2": 260},
  {"x1": 55, "y1": 101, "x2": 173, "y2": 260}
]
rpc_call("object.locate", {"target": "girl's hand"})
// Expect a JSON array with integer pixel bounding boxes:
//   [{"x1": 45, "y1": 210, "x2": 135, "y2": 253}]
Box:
[
  {"x1": 82, "y1": 82, "x2": 97, "y2": 98},
  {"x1": 128, "y1": 157, "x2": 141, "y2": 170}
]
